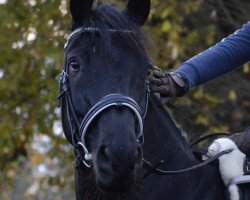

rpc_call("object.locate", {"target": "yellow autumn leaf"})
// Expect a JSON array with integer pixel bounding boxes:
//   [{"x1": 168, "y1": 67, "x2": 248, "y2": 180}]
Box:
[{"x1": 228, "y1": 90, "x2": 237, "y2": 102}]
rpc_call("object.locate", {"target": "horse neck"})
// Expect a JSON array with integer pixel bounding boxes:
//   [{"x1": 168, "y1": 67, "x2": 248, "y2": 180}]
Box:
[
  {"x1": 142, "y1": 98, "x2": 227, "y2": 200},
  {"x1": 143, "y1": 98, "x2": 197, "y2": 169}
]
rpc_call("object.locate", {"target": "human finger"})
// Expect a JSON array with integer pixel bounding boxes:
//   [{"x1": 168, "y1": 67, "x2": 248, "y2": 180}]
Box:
[
  {"x1": 151, "y1": 85, "x2": 171, "y2": 95},
  {"x1": 152, "y1": 69, "x2": 166, "y2": 78},
  {"x1": 149, "y1": 77, "x2": 163, "y2": 85}
]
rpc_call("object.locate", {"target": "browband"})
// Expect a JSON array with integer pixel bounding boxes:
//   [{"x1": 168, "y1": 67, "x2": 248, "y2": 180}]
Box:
[{"x1": 64, "y1": 27, "x2": 135, "y2": 49}]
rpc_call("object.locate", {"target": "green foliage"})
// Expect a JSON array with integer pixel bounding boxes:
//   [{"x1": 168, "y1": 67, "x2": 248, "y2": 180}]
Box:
[{"x1": 0, "y1": 0, "x2": 249, "y2": 199}]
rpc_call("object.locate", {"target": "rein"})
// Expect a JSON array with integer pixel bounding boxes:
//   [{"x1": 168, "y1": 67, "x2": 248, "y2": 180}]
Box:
[
  {"x1": 143, "y1": 149, "x2": 234, "y2": 176},
  {"x1": 190, "y1": 132, "x2": 231, "y2": 147},
  {"x1": 142, "y1": 131, "x2": 234, "y2": 176},
  {"x1": 58, "y1": 26, "x2": 235, "y2": 175}
]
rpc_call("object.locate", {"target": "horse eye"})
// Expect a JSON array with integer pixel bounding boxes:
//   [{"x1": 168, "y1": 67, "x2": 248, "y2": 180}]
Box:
[{"x1": 70, "y1": 61, "x2": 80, "y2": 71}]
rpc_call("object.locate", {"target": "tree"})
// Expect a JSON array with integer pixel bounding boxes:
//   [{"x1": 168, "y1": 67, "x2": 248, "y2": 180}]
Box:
[{"x1": 0, "y1": 0, "x2": 249, "y2": 199}]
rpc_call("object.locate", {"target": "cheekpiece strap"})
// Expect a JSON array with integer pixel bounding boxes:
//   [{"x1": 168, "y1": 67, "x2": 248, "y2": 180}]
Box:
[{"x1": 57, "y1": 70, "x2": 69, "y2": 101}]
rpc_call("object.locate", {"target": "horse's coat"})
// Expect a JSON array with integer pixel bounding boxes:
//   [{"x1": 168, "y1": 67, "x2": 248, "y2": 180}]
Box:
[{"x1": 60, "y1": 1, "x2": 228, "y2": 199}]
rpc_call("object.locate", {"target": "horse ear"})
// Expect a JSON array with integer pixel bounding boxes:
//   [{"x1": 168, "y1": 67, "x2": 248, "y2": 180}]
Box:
[
  {"x1": 70, "y1": 0, "x2": 94, "y2": 25},
  {"x1": 124, "y1": 0, "x2": 151, "y2": 26}
]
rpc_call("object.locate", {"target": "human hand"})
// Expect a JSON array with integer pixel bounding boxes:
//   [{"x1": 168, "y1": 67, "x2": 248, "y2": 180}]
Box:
[{"x1": 149, "y1": 66, "x2": 188, "y2": 105}]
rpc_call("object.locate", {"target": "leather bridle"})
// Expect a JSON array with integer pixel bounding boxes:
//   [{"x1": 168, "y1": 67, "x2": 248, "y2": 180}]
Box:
[
  {"x1": 58, "y1": 26, "x2": 234, "y2": 174},
  {"x1": 58, "y1": 27, "x2": 150, "y2": 168}
]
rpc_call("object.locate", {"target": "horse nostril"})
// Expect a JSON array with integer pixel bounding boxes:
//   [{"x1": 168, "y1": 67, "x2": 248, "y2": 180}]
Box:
[{"x1": 98, "y1": 145, "x2": 112, "y2": 163}]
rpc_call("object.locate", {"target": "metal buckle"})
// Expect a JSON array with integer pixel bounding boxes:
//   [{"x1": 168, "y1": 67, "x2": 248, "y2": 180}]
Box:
[
  {"x1": 76, "y1": 142, "x2": 92, "y2": 168},
  {"x1": 137, "y1": 135, "x2": 144, "y2": 145}
]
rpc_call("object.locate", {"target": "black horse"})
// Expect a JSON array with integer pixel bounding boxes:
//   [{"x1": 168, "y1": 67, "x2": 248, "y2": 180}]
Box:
[{"x1": 59, "y1": 0, "x2": 228, "y2": 199}]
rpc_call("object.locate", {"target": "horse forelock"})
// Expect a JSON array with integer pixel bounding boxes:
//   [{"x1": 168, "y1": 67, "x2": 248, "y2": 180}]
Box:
[{"x1": 70, "y1": 4, "x2": 149, "y2": 58}]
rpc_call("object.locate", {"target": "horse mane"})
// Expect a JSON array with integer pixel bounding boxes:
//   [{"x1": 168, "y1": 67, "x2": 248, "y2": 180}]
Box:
[
  {"x1": 148, "y1": 96, "x2": 196, "y2": 162},
  {"x1": 71, "y1": 3, "x2": 149, "y2": 56}
]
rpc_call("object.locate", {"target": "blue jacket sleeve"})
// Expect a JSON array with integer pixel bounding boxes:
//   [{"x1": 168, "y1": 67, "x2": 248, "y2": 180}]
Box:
[{"x1": 176, "y1": 21, "x2": 250, "y2": 90}]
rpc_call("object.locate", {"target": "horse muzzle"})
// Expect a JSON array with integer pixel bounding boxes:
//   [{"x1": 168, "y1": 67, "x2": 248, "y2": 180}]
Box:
[{"x1": 95, "y1": 140, "x2": 143, "y2": 193}]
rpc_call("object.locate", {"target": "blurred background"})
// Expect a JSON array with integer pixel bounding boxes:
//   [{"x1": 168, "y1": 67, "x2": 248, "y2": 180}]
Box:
[{"x1": 0, "y1": 0, "x2": 249, "y2": 199}]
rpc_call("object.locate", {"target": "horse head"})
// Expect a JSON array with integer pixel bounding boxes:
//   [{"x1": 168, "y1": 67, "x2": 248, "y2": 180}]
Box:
[{"x1": 60, "y1": 0, "x2": 151, "y2": 193}]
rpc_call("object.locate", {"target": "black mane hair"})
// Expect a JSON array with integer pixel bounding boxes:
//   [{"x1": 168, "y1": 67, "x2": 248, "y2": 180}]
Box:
[{"x1": 71, "y1": 3, "x2": 149, "y2": 56}]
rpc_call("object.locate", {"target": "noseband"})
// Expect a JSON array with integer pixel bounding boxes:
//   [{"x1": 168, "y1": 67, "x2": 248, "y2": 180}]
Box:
[
  {"x1": 58, "y1": 27, "x2": 150, "y2": 168},
  {"x1": 77, "y1": 92, "x2": 149, "y2": 167},
  {"x1": 80, "y1": 93, "x2": 147, "y2": 148}
]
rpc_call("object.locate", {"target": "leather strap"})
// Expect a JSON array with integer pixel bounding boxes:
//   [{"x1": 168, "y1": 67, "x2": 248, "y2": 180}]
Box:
[
  {"x1": 79, "y1": 94, "x2": 145, "y2": 147},
  {"x1": 143, "y1": 149, "x2": 234, "y2": 175}
]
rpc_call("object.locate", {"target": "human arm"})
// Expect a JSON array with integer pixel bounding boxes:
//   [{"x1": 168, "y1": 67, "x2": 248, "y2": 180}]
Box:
[
  {"x1": 177, "y1": 21, "x2": 250, "y2": 89},
  {"x1": 150, "y1": 21, "x2": 250, "y2": 104}
]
